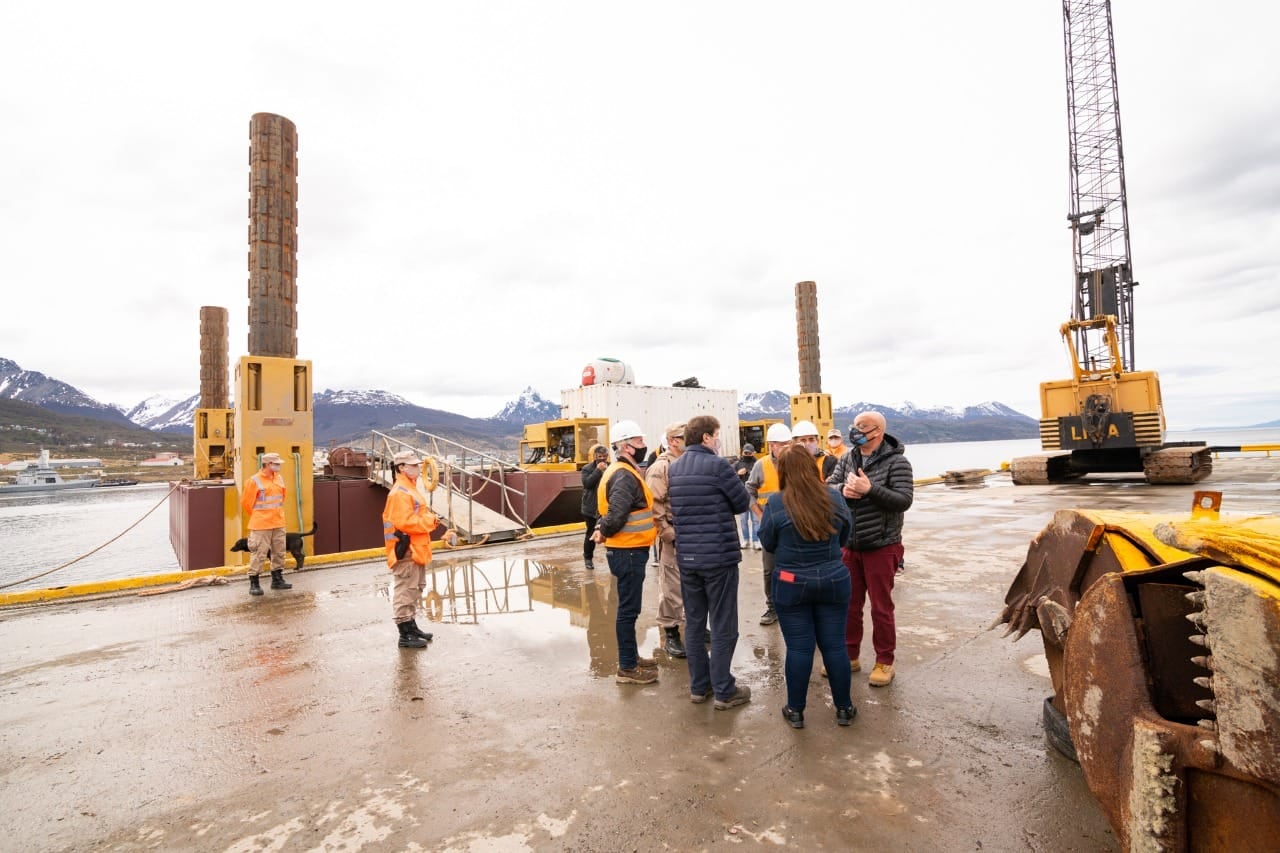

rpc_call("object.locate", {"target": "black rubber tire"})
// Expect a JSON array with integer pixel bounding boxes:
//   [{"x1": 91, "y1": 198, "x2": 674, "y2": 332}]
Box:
[{"x1": 1043, "y1": 696, "x2": 1078, "y2": 763}]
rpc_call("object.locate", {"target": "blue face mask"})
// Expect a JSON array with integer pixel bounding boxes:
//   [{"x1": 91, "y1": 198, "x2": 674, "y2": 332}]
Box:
[{"x1": 849, "y1": 428, "x2": 869, "y2": 447}]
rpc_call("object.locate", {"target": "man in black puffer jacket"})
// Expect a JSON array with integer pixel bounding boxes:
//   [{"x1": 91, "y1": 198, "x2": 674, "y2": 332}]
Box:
[
  {"x1": 668, "y1": 415, "x2": 753, "y2": 710},
  {"x1": 825, "y1": 411, "x2": 913, "y2": 688}
]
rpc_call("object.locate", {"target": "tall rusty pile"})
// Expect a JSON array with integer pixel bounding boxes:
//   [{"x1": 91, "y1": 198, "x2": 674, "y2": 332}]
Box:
[
  {"x1": 247, "y1": 113, "x2": 298, "y2": 357},
  {"x1": 198, "y1": 306, "x2": 228, "y2": 409},
  {"x1": 795, "y1": 280, "x2": 822, "y2": 393}
]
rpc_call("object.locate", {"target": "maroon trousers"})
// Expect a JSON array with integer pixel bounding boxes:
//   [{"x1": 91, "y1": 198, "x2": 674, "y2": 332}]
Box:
[{"x1": 841, "y1": 543, "x2": 904, "y2": 665}]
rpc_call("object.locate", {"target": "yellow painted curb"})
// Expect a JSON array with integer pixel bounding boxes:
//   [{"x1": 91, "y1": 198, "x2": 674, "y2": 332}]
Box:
[
  {"x1": 0, "y1": 530, "x2": 578, "y2": 607},
  {"x1": 0, "y1": 547, "x2": 385, "y2": 607}
]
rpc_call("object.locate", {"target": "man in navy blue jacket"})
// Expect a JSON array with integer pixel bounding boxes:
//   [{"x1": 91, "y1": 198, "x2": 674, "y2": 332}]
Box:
[{"x1": 668, "y1": 415, "x2": 753, "y2": 710}]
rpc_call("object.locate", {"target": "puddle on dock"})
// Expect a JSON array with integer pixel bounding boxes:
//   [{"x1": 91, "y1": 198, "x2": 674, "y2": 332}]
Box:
[{"x1": 370, "y1": 555, "x2": 666, "y2": 678}]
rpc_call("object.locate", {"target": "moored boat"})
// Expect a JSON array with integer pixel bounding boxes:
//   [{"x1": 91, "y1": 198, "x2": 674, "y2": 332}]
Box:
[
  {"x1": 95, "y1": 478, "x2": 141, "y2": 488},
  {"x1": 1, "y1": 450, "x2": 99, "y2": 493}
]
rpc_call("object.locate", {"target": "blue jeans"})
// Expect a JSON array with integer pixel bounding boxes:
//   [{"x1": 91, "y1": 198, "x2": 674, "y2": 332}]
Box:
[
  {"x1": 773, "y1": 562, "x2": 852, "y2": 711},
  {"x1": 737, "y1": 512, "x2": 758, "y2": 545},
  {"x1": 606, "y1": 547, "x2": 648, "y2": 670},
  {"x1": 681, "y1": 563, "x2": 740, "y2": 700}
]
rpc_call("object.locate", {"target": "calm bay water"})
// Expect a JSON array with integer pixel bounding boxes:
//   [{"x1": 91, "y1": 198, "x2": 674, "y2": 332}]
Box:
[{"x1": 1, "y1": 428, "x2": 1274, "y2": 593}]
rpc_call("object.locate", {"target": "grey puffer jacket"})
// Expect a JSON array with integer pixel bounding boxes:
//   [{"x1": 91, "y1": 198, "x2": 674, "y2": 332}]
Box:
[
  {"x1": 668, "y1": 444, "x2": 751, "y2": 569},
  {"x1": 825, "y1": 434, "x2": 914, "y2": 550}
]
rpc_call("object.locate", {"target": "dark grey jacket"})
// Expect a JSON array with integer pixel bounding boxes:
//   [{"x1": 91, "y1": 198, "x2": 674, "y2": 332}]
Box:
[
  {"x1": 581, "y1": 461, "x2": 605, "y2": 518},
  {"x1": 825, "y1": 434, "x2": 913, "y2": 550},
  {"x1": 668, "y1": 444, "x2": 752, "y2": 569}
]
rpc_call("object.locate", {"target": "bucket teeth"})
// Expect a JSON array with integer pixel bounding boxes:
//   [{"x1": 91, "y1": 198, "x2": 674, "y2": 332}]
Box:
[
  {"x1": 1198, "y1": 739, "x2": 1219, "y2": 754},
  {"x1": 1182, "y1": 570, "x2": 1206, "y2": 584},
  {"x1": 1195, "y1": 698, "x2": 1217, "y2": 714},
  {"x1": 1193, "y1": 676, "x2": 1213, "y2": 690},
  {"x1": 1190, "y1": 655, "x2": 1213, "y2": 670},
  {"x1": 1185, "y1": 611, "x2": 1208, "y2": 630},
  {"x1": 1184, "y1": 590, "x2": 1206, "y2": 607},
  {"x1": 1197, "y1": 718, "x2": 1217, "y2": 731},
  {"x1": 1189, "y1": 633, "x2": 1211, "y2": 648}
]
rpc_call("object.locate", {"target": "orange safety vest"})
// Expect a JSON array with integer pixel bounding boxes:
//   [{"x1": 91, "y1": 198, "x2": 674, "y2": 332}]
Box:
[
  {"x1": 242, "y1": 469, "x2": 286, "y2": 530},
  {"x1": 596, "y1": 462, "x2": 657, "y2": 548},
  {"x1": 382, "y1": 474, "x2": 440, "y2": 567},
  {"x1": 756, "y1": 456, "x2": 780, "y2": 506}
]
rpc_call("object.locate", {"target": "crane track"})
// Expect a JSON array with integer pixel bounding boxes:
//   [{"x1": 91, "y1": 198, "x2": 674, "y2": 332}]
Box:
[{"x1": 1143, "y1": 446, "x2": 1214, "y2": 484}]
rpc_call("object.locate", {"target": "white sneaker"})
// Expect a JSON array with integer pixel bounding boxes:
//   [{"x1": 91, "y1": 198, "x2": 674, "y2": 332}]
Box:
[
  {"x1": 752, "y1": 543, "x2": 762, "y2": 551},
  {"x1": 739, "y1": 539, "x2": 748, "y2": 547}
]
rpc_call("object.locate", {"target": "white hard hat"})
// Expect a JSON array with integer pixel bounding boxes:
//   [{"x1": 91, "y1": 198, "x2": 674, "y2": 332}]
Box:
[
  {"x1": 261, "y1": 452, "x2": 283, "y2": 464},
  {"x1": 765, "y1": 423, "x2": 792, "y2": 443},
  {"x1": 392, "y1": 450, "x2": 420, "y2": 465},
  {"x1": 791, "y1": 420, "x2": 820, "y2": 438},
  {"x1": 611, "y1": 420, "x2": 645, "y2": 443}
]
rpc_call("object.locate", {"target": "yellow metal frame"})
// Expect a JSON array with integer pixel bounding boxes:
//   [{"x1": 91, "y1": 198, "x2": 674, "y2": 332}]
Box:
[
  {"x1": 789, "y1": 392, "x2": 833, "y2": 438},
  {"x1": 230, "y1": 355, "x2": 315, "y2": 564},
  {"x1": 193, "y1": 409, "x2": 234, "y2": 480}
]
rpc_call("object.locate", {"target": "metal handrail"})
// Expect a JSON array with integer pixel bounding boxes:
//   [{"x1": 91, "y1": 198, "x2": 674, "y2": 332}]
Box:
[{"x1": 366, "y1": 429, "x2": 531, "y2": 533}]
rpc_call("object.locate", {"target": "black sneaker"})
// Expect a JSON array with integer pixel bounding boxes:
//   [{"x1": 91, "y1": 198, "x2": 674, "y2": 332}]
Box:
[
  {"x1": 782, "y1": 706, "x2": 805, "y2": 729},
  {"x1": 584, "y1": 558, "x2": 594, "y2": 570},
  {"x1": 714, "y1": 684, "x2": 751, "y2": 710},
  {"x1": 759, "y1": 608, "x2": 778, "y2": 626},
  {"x1": 836, "y1": 706, "x2": 857, "y2": 726}
]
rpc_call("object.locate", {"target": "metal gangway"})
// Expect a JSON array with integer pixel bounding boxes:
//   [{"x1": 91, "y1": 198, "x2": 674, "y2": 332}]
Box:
[{"x1": 367, "y1": 429, "x2": 531, "y2": 544}]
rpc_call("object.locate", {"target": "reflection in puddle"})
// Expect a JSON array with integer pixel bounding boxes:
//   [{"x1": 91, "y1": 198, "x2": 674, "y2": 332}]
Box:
[{"x1": 373, "y1": 557, "x2": 649, "y2": 678}]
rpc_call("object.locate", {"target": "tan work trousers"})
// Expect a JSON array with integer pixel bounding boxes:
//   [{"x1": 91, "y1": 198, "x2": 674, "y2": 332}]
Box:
[
  {"x1": 656, "y1": 537, "x2": 683, "y2": 629},
  {"x1": 390, "y1": 558, "x2": 426, "y2": 623},
  {"x1": 248, "y1": 528, "x2": 285, "y2": 576}
]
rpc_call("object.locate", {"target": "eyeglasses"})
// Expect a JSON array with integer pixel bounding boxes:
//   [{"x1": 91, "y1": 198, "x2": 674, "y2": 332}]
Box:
[{"x1": 854, "y1": 425, "x2": 881, "y2": 437}]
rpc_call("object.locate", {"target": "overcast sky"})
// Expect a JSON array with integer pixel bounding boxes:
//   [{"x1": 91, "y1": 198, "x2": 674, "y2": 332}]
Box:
[{"x1": 1, "y1": 2, "x2": 1276, "y2": 429}]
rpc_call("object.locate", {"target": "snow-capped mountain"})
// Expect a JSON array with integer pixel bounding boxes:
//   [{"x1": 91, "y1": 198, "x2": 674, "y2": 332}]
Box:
[
  {"x1": 113, "y1": 394, "x2": 207, "y2": 435},
  {"x1": 311, "y1": 389, "x2": 519, "y2": 447},
  {"x1": 0, "y1": 357, "x2": 136, "y2": 426},
  {"x1": 127, "y1": 394, "x2": 201, "y2": 433},
  {"x1": 738, "y1": 390, "x2": 792, "y2": 418},
  {"x1": 491, "y1": 386, "x2": 560, "y2": 425},
  {"x1": 314, "y1": 388, "x2": 416, "y2": 408},
  {"x1": 738, "y1": 390, "x2": 1038, "y2": 441}
]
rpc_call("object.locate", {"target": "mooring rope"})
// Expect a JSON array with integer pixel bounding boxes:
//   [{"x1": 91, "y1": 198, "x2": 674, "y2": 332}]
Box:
[{"x1": 0, "y1": 482, "x2": 181, "y2": 591}]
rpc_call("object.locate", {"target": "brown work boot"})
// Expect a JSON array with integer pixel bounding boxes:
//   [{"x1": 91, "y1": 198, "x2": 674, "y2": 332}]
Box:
[
  {"x1": 868, "y1": 662, "x2": 895, "y2": 687},
  {"x1": 820, "y1": 659, "x2": 860, "y2": 678},
  {"x1": 714, "y1": 684, "x2": 751, "y2": 710},
  {"x1": 690, "y1": 688, "x2": 714, "y2": 704},
  {"x1": 616, "y1": 667, "x2": 658, "y2": 685}
]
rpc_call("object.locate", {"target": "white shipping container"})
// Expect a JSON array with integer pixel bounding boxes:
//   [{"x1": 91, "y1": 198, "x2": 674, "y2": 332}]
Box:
[{"x1": 559, "y1": 384, "x2": 743, "y2": 457}]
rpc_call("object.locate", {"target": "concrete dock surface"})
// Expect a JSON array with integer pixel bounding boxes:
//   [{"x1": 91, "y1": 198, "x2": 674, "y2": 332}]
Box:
[{"x1": 1, "y1": 457, "x2": 1275, "y2": 851}]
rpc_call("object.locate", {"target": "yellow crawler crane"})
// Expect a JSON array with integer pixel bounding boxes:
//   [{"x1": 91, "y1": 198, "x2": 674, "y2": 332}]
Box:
[
  {"x1": 997, "y1": 494, "x2": 1280, "y2": 848},
  {"x1": 1010, "y1": 0, "x2": 1212, "y2": 486},
  {"x1": 1011, "y1": 316, "x2": 1212, "y2": 485}
]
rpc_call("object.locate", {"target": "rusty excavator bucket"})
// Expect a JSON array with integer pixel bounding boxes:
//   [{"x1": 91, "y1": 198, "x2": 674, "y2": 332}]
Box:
[{"x1": 996, "y1": 495, "x2": 1280, "y2": 849}]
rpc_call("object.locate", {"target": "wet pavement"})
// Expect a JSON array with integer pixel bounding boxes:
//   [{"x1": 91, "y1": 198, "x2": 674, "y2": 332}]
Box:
[{"x1": 0, "y1": 458, "x2": 1275, "y2": 851}]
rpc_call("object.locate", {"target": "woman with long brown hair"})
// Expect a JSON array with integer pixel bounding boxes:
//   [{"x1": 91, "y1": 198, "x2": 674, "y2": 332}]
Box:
[{"x1": 758, "y1": 443, "x2": 855, "y2": 728}]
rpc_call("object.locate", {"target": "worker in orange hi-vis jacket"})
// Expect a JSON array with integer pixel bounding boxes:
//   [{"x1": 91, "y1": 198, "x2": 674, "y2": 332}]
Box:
[
  {"x1": 239, "y1": 451, "x2": 291, "y2": 597},
  {"x1": 381, "y1": 450, "x2": 440, "y2": 649}
]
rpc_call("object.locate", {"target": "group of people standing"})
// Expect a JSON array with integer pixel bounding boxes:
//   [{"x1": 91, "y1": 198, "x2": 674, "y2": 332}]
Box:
[
  {"x1": 238, "y1": 410, "x2": 913, "y2": 728},
  {"x1": 586, "y1": 412, "x2": 914, "y2": 728}
]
